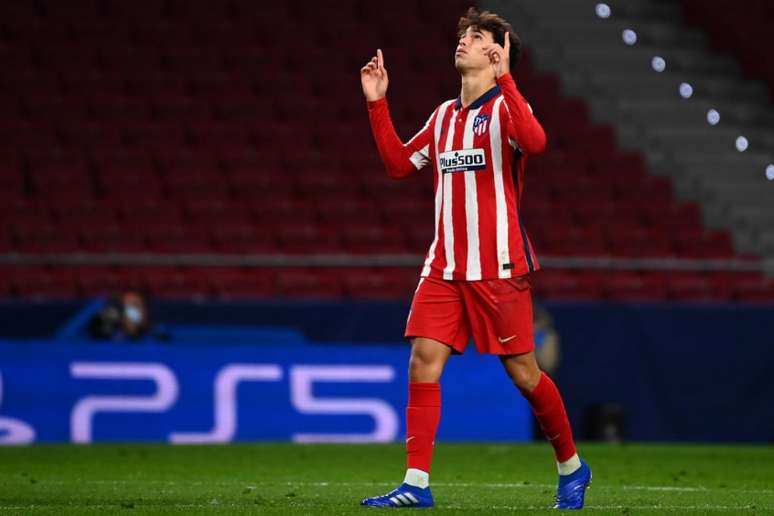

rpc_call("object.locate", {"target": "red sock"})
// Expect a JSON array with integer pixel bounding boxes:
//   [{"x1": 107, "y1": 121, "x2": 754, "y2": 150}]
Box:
[
  {"x1": 521, "y1": 373, "x2": 577, "y2": 462},
  {"x1": 405, "y1": 382, "x2": 441, "y2": 473}
]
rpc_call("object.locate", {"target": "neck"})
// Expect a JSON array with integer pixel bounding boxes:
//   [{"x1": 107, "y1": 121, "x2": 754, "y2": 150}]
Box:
[{"x1": 459, "y1": 69, "x2": 496, "y2": 109}]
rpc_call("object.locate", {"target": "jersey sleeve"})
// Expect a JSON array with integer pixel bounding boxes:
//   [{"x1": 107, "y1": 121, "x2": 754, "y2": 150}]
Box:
[
  {"x1": 367, "y1": 98, "x2": 435, "y2": 178},
  {"x1": 496, "y1": 73, "x2": 547, "y2": 156}
]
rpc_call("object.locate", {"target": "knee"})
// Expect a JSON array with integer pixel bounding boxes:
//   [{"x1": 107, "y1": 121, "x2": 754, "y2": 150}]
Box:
[
  {"x1": 508, "y1": 363, "x2": 542, "y2": 392},
  {"x1": 408, "y1": 352, "x2": 443, "y2": 383}
]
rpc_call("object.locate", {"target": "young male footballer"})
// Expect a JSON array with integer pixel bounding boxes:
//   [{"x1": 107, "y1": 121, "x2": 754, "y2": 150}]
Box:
[{"x1": 359, "y1": 7, "x2": 592, "y2": 510}]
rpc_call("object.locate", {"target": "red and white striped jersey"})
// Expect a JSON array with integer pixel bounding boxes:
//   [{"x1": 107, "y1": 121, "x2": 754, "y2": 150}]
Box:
[{"x1": 368, "y1": 73, "x2": 546, "y2": 281}]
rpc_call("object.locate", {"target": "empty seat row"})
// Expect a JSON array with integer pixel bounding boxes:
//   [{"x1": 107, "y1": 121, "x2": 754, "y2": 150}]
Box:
[
  {"x1": 0, "y1": 266, "x2": 421, "y2": 300},
  {"x1": 0, "y1": 0, "x2": 757, "y2": 301},
  {"x1": 1, "y1": 266, "x2": 772, "y2": 302}
]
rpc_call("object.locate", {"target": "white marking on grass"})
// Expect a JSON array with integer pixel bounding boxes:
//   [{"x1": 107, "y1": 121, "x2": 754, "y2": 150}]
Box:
[
  {"x1": 16, "y1": 478, "x2": 774, "y2": 495},
  {"x1": 621, "y1": 485, "x2": 706, "y2": 492},
  {"x1": 286, "y1": 480, "x2": 712, "y2": 493},
  {"x1": 0, "y1": 503, "x2": 770, "y2": 512},
  {"x1": 491, "y1": 505, "x2": 770, "y2": 511},
  {"x1": 0, "y1": 504, "x2": 244, "y2": 510}
]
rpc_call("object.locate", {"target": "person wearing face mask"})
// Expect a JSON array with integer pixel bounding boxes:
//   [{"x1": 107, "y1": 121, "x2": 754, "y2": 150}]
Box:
[{"x1": 88, "y1": 291, "x2": 151, "y2": 341}]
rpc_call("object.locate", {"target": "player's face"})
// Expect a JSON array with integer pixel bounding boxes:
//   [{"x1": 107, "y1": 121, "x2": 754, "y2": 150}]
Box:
[{"x1": 455, "y1": 26, "x2": 495, "y2": 72}]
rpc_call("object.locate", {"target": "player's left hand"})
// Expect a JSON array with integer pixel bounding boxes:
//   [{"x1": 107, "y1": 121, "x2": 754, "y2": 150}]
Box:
[{"x1": 483, "y1": 32, "x2": 510, "y2": 79}]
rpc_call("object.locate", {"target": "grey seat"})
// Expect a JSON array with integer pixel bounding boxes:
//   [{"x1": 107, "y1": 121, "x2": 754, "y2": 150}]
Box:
[{"x1": 485, "y1": 0, "x2": 774, "y2": 261}]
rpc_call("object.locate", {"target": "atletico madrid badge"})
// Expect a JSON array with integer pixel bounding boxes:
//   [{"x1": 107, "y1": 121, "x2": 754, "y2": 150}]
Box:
[{"x1": 473, "y1": 113, "x2": 490, "y2": 136}]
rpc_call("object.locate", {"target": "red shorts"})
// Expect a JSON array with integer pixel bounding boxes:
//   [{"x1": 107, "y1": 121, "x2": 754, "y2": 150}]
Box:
[{"x1": 405, "y1": 275, "x2": 535, "y2": 355}]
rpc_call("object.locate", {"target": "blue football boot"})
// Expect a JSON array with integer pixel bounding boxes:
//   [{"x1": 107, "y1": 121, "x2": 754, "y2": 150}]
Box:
[
  {"x1": 361, "y1": 483, "x2": 434, "y2": 508},
  {"x1": 554, "y1": 460, "x2": 592, "y2": 509}
]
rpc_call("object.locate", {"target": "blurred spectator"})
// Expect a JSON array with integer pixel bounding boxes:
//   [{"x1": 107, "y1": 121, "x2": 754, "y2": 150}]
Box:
[
  {"x1": 533, "y1": 302, "x2": 560, "y2": 375},
  {"x1": 89, "y1": 291, "x2": 151, "y2": 341}
]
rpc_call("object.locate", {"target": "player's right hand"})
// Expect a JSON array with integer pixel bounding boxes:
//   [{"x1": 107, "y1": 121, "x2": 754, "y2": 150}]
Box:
[{"x1": 360, "y1": 49, "x2": 388, "y2": 101}]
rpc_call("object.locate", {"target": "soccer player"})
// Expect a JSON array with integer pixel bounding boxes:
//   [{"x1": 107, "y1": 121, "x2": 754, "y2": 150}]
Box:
[{"x1": 358, "y1": 8, "x2": 592, "y2": 510}]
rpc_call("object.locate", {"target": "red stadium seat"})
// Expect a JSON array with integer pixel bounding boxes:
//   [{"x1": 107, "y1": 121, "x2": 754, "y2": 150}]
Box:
[
  {"x1": 228, "y1": 172, "x2": 295, "y2": 198},
  {"x1": 276, "y1": 269, "x2": 345, "y2": 298},
  {"x1": 532, "y1": 270, "x2": 603, "y2": 301},
  {"x1": 145, "y1": 224, "x2": 213, "y2": 253},
  {"x1": 210, "y1": 224, "x2": 278, "y2": 254},
  {"x1": 207, "y1": 268, "x2": 276, "y2": 299},
  {"x1": 134, "y1": 267, "x2": 209, "y2": 298},
  {"x1": 12, "y1": 267, "x2": 78, "y2": 298},
  {"x1": 344, "y1": 268, "x2": 417, "y2": 299},
  {"x1": 183, "y1": 198, "x2": 251, "y2": 226},
  {"x1": 662, "y1": 273, "x2": 714, "y2": 302},
  {"x1": 316, "y1": 198, "x2": 381, "y2": 225},
  {"x1": 0, "y1": 0, "x2": 758, "y2": 301},
  {"x1": 81, "y1": 223, "x2": 149, "y2": 253},
  {"x1": 604, "y1": 272, "x2": 668, "y2": 302},
  {"x1": 276, "y1": 222, "x2": 344, "y2": 254},
  {"x1": 14, "y1": 224, "x2": 82, "y2": 253},
  {"x1": 342, "y1": 224, "x2": 409, "y2": 254},
  {"x1": 76, "y1": 267, "x2": 125, "y2": 296}
]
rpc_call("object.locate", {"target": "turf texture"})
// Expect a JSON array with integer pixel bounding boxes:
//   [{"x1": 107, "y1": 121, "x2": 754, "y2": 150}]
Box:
[{"x1": 0, "y1": 443, "x2": 772, "y2": 514}]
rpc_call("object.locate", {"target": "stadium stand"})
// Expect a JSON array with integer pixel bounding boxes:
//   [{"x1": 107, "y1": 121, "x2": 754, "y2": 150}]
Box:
[
  {"x1": 488, "y1": 0, "x2": 774, "y2": 299},
  {"x1": 681, "y1": 0, "x2": 774, "y2": 101},
  {"x1": 0, "y1": 0, "x2": 772, "y2": 301}
]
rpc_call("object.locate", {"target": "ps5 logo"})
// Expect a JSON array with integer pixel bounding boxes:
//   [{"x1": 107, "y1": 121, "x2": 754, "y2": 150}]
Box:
[
  {"x1": 0, "y1": 362, "x2": 399, "y2": 445},
  {"x1": 0, "y1": 371, "x2": 36, "y2": 444},
  {"x1": 69, "y1": 362, "x2": 398, "y2": 444}
]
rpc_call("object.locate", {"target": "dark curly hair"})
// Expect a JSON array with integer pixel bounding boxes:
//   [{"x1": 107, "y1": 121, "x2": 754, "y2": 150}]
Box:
[{"x1": 457, "y1": 7, "x2": 522, "y2": 66}]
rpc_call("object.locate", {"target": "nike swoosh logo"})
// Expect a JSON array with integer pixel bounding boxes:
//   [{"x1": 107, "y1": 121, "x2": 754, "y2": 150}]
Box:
[
  {"x1": 406, "y1": 436, "x2": 416, "y2": 443},
  {"x1": 498, "y1": 335, "x2": 516, "y2": 343}
]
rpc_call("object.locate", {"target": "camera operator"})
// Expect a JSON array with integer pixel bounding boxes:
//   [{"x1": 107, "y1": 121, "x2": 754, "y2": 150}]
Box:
[{"x1": 88, "y1": 291, "x2": 151, "y2": 341}]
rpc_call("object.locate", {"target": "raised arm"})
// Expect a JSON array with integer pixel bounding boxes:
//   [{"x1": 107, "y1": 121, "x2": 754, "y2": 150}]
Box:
[
  {"x1": 497, "y1": 73, "x2": 546, "y2": 156},
  {"x1": 484, "y1": 33, "x2": 547, "y2": 156},
  {"x1": 361, "y1": 49, "x2": 432, "y2": 178}
]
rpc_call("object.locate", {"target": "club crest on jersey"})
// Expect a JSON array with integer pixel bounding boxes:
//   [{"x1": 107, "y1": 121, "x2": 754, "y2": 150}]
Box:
[
  {"x1": 472, "y1": 113, "x2": 490, "y2": 136},
  {"x1": 439, "y1": 148, "x2": 487, "y2": 174}
]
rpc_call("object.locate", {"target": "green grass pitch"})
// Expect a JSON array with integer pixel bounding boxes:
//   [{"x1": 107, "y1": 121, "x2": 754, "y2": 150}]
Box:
[{"x1": 0, "y1": 443, "x2": 772, "y2": 514}]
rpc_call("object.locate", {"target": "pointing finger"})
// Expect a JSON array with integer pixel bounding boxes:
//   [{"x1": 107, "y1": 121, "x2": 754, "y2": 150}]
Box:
[
  {"x1": 504, "y1": 31, "x2": 510, "y2": 52},
  {"x1": 377, "y1": 48, "x2": 384, "y2": 70}
]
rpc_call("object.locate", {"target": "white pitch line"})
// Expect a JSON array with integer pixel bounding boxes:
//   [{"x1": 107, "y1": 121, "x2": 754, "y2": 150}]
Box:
[
  {"x1": 491, "y1": 505, "x2": 771, "y2": 512},
  {"x1": 0, "y1": 503, "x2": 770, "y2": 512},
  {"x1": 290, "y1": 480, "x2": 709, "y2": 492},
  {"x1": 0, "y1": 504, "x2": 242, "y2": 511},
  {"x1": 620, "y1": 485, "x2": 707, "y2": 492},
  {"x1": 10, "y1": 478, "x2": 773, "y2": 495},
  {"x1": 293, "y1": 481, "x2": 774, "y2": 496}
]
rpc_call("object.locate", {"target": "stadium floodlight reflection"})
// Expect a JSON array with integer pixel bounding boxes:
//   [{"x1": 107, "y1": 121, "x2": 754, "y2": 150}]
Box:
[
  {"x1": 706, "y1": 109, "x2": 720, "y2": 126},
  {"x1": 595, "y1": 3, "x2": 611, "y2": 19},
  {"x1": 679, "y1": 82, "x2": 693, "y2": 98},
  {"x1": 594, "y1": 5, "x2": 771, "y2": 185}
]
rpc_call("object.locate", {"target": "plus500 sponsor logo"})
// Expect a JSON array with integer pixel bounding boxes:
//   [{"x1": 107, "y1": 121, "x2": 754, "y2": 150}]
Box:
[{"x1": 439, "y1": 149, "x2": 486, "y2": 173}]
